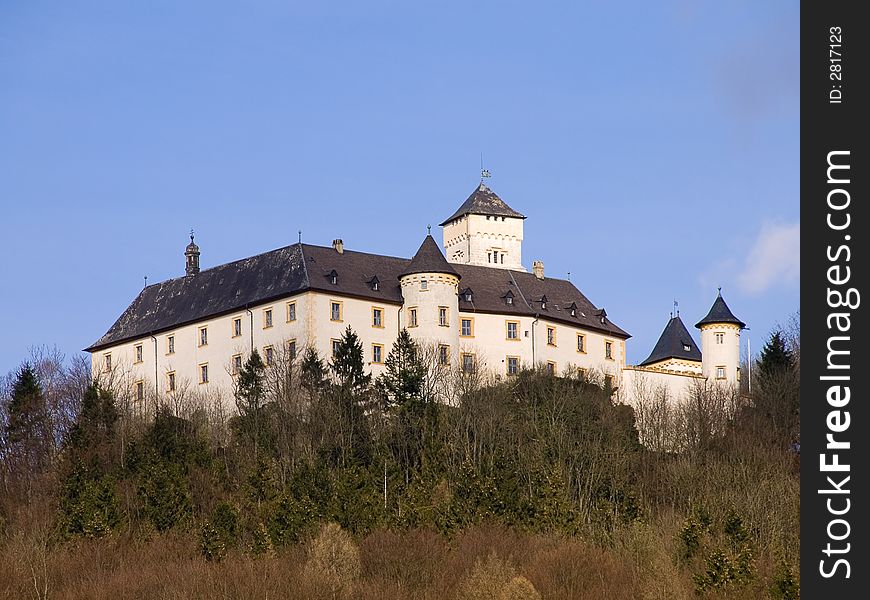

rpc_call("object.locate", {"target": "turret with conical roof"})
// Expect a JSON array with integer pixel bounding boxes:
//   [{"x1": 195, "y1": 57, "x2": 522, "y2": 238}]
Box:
[
  {"x1": 440, "y1": 182, "x2": 526, "y2": 271},
  {"x1": 696, "y1": 289, "x2": 745, "y2": 385},
  {"x1": 639, "y1": 315, "x2": 702, "y2": 374},
  {"x1": 185, "y1": 230, "x2": 200, "y2": 276},
  {"x1": 398, "y1": 235, "x2": 461, "y2": 355}
]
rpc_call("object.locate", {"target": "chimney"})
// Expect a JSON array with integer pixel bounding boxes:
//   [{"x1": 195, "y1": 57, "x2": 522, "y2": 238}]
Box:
[
  {"x1": 332, "y1": 239, "x2": 344, "y2": 254},
  {"x1": 532, "y1": 260, "x2": 544, "y2": 280}
]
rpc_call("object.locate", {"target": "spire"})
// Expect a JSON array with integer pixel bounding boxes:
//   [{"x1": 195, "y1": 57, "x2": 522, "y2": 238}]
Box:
[
  {"x1": 639, "y1": 314, "x2": 702, "y2": 366},
  {"x1": 185, "y1": 229, "x2": 200, "y2": 276},
  {"x1": 439, "y1": 182, "x2": 526, "y2": 226},
  {"x1": 695, "y1": 289, "x2": 746, "y2": 329},
  {"x1": 398, "y1": 235, "x2": 460, "y2": 279}
]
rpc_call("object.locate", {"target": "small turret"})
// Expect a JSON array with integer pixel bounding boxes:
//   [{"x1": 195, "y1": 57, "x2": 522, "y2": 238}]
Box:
[
  {"x1": 185, "y1": 230, "x2": 200, "y2": 276},
  {"x1": 399, "y1": 235, "x2": 461, "y2": 358},
  {"x1": 695, "y1": 288, "x2": 745, "y2": 385}
]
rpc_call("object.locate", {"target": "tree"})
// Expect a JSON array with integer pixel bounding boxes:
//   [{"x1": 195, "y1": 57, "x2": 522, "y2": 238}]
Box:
[
  {"x1": 233, "y1": 350, "x2": 267, "y2": 459},
  {"x1": 748, "y1": 330, "x2": 799, "y2": 446},
  {"x1": 300, "y1": 347, "x2": 326, "y2": 401},
  {"x1": 378, "y1": 329, "x2": 426, "y2": 414},
  {"x1": 328, "y1": 327, "x2": 372, "y2": 466},
  {"x1": 5, "y1": 364, "x2": 52, "y2": 480},
  {"x1": 330, "y1": 326, "x2": 372, "y2": 391}
]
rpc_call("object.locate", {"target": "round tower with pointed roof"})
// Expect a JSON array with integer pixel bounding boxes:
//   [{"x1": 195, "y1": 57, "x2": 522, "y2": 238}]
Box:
[
  {"x1": 695, "y1": 289, "x2": 746, "y2": 385},
  {"x1": 185, "y1": 230, "x2": 200, "y2": 276},
  {"x1": 440, "y1": 183, "x2": 526, "y2": 271},
  {"x1": 399, "y1": 235, "x2": 461, "y2": 356}
]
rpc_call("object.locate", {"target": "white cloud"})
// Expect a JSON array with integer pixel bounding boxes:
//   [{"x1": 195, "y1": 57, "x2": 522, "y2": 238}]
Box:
[{"x1": 737, "y1": 222, "x2": 800, "y2": 295}]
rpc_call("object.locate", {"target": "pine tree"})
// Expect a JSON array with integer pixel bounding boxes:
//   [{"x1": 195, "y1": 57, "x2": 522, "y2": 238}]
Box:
[
  {"x1": 300, "y1": 347, "x2": 326, "y2": 399},
  {"x1": 330, "y1": 326, "x2": 372, "y2": 391},
  {"x1": 757, "y1": 331, "x2": 794, "y2": 380},
  {"x1": 6, "y1": 363, "x2": 52, "y2": 476},
  {"x1": 234, "y1": 350, "x2": 267, "y2": 459},
  {"x1": 378, "y1": 329, "x2": 426, "y2": 415}
]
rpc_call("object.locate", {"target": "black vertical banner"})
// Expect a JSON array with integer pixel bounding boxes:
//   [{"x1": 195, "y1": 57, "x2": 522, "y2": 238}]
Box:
[{"x1": 802, "y1": 2, "x2": 868, "y2": 597}]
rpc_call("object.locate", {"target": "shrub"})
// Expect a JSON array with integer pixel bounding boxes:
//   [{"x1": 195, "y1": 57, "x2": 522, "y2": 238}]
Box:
[
  {"x1": 303, "y1": 522, "x2": 361, "y2": 599},
  {"x1": 499, "y1": 575, "x2": 542, "y2": 600},
  {"x1": 457, "y1": 552, "x2": 516, "y2": 600},
  {"x1": 199, "y1": 502, "x2": 240, "y2": 561}
]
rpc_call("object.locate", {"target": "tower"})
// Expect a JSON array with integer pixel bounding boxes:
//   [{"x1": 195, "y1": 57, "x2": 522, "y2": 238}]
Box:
[
  {"x1": 440, "y1": 183, "x2": 526, "y2": 271},
  {"x1": 398, "y1": 235, "x2": 461, "y2": 357},
  {"x1": 185, "y1": 230, "x2": 200, "y2": 276},
  {"x1": 695, "y1": 289, "x2": 746, "y2": 385}
]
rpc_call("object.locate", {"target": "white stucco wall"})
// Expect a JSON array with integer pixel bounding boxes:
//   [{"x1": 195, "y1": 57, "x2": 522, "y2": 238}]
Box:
[
  {"x1": 443, "y1": 214, "x2": 525, "y2": 271},
  {"x1": 699, "y1": 323, "x2": 741, "y2": 385}
]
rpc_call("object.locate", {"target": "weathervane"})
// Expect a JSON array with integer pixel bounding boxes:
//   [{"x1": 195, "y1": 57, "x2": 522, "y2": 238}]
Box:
[{"x1": 480, "y1": 153, "x2": 491, "y2": 182}]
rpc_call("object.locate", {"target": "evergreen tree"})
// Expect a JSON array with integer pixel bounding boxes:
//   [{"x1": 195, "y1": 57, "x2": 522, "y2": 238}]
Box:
[
  {"x1": 68, "y1": 383, "x2": 118, "y2": 451},
  {"x1": 378, "y1": 329, "x2": 426, "y2": 415},
  {"x1": 331, "y1": 326, "x2": 372, "y2": 391},
  {"x1": 6, "y1": 363, "x2": 52, "y2": 475},
  {"x1": 300, "y1": 347, "x2": 326, "y2": 399},
  {"x1": 328, "y1": 326, "x2": 372, "y2": 466},
  {"x1": 757, "y1": 331, "x2": 794, "y2": 380},
  {"x1": 234, "y1": 350, "x2": 267, "y2": 459}
]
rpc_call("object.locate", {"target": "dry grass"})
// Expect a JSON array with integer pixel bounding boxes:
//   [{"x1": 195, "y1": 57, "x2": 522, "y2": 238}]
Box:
[{"x1": 0, "y1": 521, "x2": 789, "y2": 599}]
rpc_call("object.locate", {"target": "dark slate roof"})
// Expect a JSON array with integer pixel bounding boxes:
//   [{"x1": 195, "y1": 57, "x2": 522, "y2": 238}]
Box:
[
  {"x1": 639, "y1": 315, "x2": 702, "y2": 366},
  {"x1": 439, "y1": 183, "x2": 526, "y2": 226},
  {"x1": 694, "y1": 292, "x2": 746, "y2": 329},
  {"x1": 87, "y1": 241, "x2": 629, "y2": 351},
  {"x1": 398, "y1": 235, "x2": 460, "y2": 278}
]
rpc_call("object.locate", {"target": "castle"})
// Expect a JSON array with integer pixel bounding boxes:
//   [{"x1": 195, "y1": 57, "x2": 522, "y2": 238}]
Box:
[{"x1": 86, "y1": 182, "x2": 744, "y2": 409}]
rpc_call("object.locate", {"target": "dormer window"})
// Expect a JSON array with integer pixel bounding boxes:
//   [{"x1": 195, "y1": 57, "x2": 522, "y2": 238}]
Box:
[
  {"x1": 568, "y1": 302, "x2": 578, "y2": 317},
  {"x1": 596, "y1": 308, "x2": 608, "y2": 324},
  {"x1": 461, "y1": 288, "x2": 474, "y2": 302},
  {"x1": 327, "y1": 270, "x2": 338, "y2": 285},
  {"x1": 503, "y1": 291, "x2": 514, "y2": 306},
  {"x1": 683, "y1": 343, "x2": 692, "y2": 352},
  {"x1": 540, "y1": 295, "x2": 548, "y2": 310},
  {"x1": 506, "y1": 296, "x2": 513, "y2": 305},
  {"x1": 368, "y1": 276, "x2": 380, "y2": 291}
]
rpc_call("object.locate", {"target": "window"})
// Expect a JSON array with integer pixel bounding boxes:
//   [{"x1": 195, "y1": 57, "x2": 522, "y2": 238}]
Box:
[
  {"x1": 104, "y1": 353, "x2": 112, "y2": 372},
  {"x1": 167, "y1": 335, "x2": 175, "y2": 354},
  {"x1": 331, "y1": 339, "x2": 341, "y2": 356},
  {"x1": 438, "y1": 306, "x2": 449, "y2": 327},
  {"x1": 577, "y1": 334, "x2": 586, "y2": 353},
  {"x1": 330, "y1": 301, "x2": 343, "y2": 322},
  {"x1": 507, "y1": 356, "x2": 519, "y2": 375},
  {"x1": 372, "y1": 344, "x2": 384, "y2": 364},
  {"x1": 372, "y1": 307, "x2": 384, "y2": 328},
  {"x1": 408, "y1": 307, "x2": 418, "y2": 327},
  {"x1": 461, "y1": 318, "x2": 474, "y2": 338},
  {"x1": 264, "y1": 346, "x2": 274, "y2": 366},
  {"x1": 199, "y1": 326, "x2": 208, "y2": 347},
  {"x1": 439, "y1": 345, "x2": 450, "y2": 366},
  {"x1": 199, "y1": 363, "x2": 209, "y2": 384},
  {"x1": 135, "y1": 381, "x2": 144, "y2": 401},
  {"x1": 286, "y1": 302, "x2": 297, "y2": 322},
  {"x1": 263, "y1": 308, "x2": 273, "y2": 328},
  {"x1": 487, "y1": 252, "x2": 492, "y2": 263},
  {"x1": 232, "y1": 354, "x2": 242, "y2": 375},
  {"x1": 605, "y1": 340, "x2": 613, "y2": 360},
  {"x1": 167, "y1": 371, "x2": 176, "y2": 392},
  {"x1": 506, "y1": 321, "x2": 519, "y2": 340},
  {"x1": 462, "y1": 353, "x2": 475, "y2": 374},
  {"x1": 464, "y1": 291, "x2": 473, "y2": 302},
  {"x1": 715, "y1": 332, "x2": 724, "y2": 345},
  {"x1": 683, "y1": 343, "x2": 692, "y2": 352},
  {"x1": 501, "y1": 254, "x2": 505, "y2": 264},
  {"x1": 233, "y1": 317, "x2": 242, "y2": 337},
  {"x1": 421, "y1": 280, "x2": 428, "y2": 290},
  {"x1": 287, "y1": 340, "x2": 297, "y2": 360},
  {"x1": 547, "y1": 327, "x2": 556, "y2": 346},
  {"x1": 546, "y1": 361, "x2": 556, "y2": 375},
  {"x1": 716, "y1": 366, "x2": 726, "y2": 380},
  {"x1": 134, "y1": 344, "x2": 143, "y2": 363}
]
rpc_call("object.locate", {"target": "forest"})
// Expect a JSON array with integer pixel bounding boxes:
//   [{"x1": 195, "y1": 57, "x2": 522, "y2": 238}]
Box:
[{"x1": 0, "y1": 319, "x2": 800, "y2": 599}]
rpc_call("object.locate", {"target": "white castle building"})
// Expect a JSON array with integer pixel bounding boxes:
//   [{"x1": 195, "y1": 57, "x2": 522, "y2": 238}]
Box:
[{"x1": 86, "y1": 182, "x2": 744, "y2": 411}]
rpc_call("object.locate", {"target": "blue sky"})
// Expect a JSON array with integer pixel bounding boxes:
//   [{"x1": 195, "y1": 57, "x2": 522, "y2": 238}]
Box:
[{"x1": 0, "y1": 1, "x2": 799, "y2": 374}]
